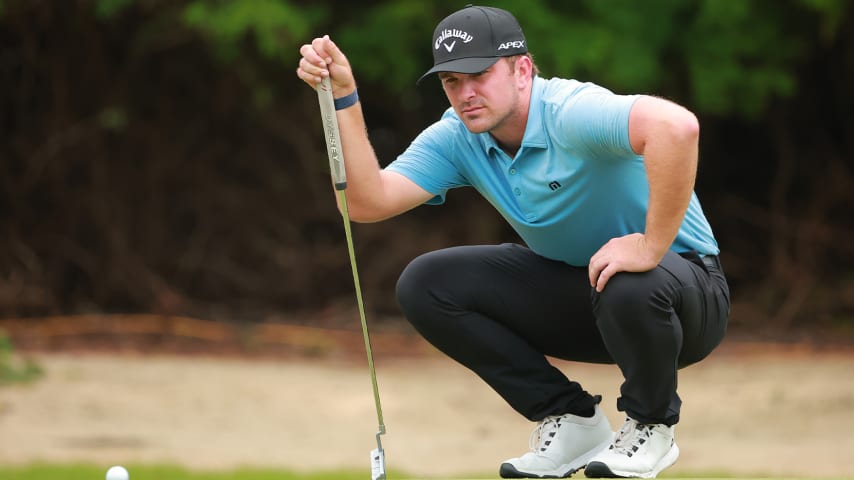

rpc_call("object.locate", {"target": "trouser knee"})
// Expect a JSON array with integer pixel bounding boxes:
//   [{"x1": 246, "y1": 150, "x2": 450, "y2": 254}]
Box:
[
  {"x1": 395, "y1": 251, "x2": 445, "y2": 329},
  {"x1": 592, "y1": 271, "x2": 670, "y2": 336}
]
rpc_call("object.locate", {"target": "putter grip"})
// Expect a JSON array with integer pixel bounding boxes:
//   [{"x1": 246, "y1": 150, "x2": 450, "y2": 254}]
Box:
[{"x1": 317, "y1": 77, "x2": 347, "y2": 190}]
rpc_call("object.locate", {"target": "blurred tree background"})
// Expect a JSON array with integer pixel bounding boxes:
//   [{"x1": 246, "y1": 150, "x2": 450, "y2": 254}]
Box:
[{"x1": 0, "y1": 0, "x2": 851, "y2": 339}]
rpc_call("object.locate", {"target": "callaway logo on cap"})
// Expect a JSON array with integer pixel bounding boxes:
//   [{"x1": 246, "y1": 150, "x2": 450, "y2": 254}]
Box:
[{"x1": 417, "y1": 5, "x2": 528, "y2": 84}]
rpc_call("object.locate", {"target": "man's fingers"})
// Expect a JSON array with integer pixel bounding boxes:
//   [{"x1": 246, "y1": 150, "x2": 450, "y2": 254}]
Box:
[
  {"x1": 589, "y1": 261, "x2": 612, "y2": 292},
  {"x1": 588, "y1": 257, "x2": 604, "y2": 288},
  {"x1": 324, "y1": 36, "x2": 349, "y2": 67},
  {"x1": 588, "y1": 265, "x2": 597, "y2": 288},
  {"x1": 296, "y1": 68, "x2": 321, "y2": 89},
  {"x1": 589, "y1": 251, "x2": 617, "y2": 292},
  {"x1": 310, "y1": 36, "x2": 334, "y2": 64},
  {"x1": 298, "y1": 56, "x2": 328, "y2": 77},
  {"x1": 300, "y1": 42, "x2": 328, "y2": 69},
  {"x1": 298, "y1": 37, "x2": 338, "y2": 88},
  {"x1": 298, "y1": 35, "x2": 354, "y2": 92},
  {"x1": 595, "y1": 265, "x2": 614, "y2": 293},
  {"x1": 296, "y1": 64, "x2": 326, "y2": 89}
]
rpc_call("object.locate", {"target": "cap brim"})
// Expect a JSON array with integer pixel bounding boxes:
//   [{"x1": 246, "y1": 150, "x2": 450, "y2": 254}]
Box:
[{"x1": 416, "y1": 57, "x2": 502, "y2": 85}]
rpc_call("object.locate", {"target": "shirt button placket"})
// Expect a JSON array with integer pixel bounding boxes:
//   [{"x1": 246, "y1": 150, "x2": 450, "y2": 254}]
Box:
[{"x1": 508, "y1": 167, "x2": 521, "y2": 196}]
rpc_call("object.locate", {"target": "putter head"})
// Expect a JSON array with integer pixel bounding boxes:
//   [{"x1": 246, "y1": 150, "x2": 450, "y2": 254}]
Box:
[{"x1": 371, "y1": 447, "x2": 386, "y2": 480}]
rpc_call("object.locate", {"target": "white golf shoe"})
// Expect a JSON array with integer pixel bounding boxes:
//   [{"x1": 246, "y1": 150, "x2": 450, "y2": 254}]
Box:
[
  {"x1": 499, "y1": 405, "x2": 613, "y2": 478},
  {"x1": 584, "y1": 417, "x2": 679, "y2": 478}
]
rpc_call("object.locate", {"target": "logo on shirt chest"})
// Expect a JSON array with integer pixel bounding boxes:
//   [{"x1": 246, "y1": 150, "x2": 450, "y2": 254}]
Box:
[{"x1": 548, "y1": 180, "x2": 562, "y2": 191}]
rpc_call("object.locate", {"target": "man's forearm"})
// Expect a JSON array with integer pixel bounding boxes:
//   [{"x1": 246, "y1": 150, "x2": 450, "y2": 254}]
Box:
[
  {"x1": 332, "y1": 101, "x2": 385, "y2": 216},
  {"x1": 642, "y1": 124, "x2": 699, "y2": 261}
]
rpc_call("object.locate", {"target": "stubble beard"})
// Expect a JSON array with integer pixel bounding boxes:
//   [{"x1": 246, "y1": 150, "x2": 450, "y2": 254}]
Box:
[{"x1": 460, "y1": 96, "x2": 517, "y2": 135}]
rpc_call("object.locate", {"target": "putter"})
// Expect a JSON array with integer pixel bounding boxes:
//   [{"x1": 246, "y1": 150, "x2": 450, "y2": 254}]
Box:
[{"x1": 317, "y1": 76, "x2": 387, "y2": 480}]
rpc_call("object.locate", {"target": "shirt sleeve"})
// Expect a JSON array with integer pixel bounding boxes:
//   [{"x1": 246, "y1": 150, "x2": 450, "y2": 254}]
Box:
[
  {"x1": 550, "y1": 83, "x2": 640, "y2": 159},
  {"x1": 384, "y1": 113, "x2": 469, "y2": 205}
]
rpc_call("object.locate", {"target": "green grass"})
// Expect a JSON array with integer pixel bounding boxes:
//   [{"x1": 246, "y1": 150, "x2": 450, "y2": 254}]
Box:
[
  {"x1": 0, "y1": 464, "x2": 373, "y2": 480},
  {"x1": 0, "y1": 464, "x2": 846, "y2": 480},
  {"x1": 0, "y1": 330, "x2": 43, "y2": 385}
]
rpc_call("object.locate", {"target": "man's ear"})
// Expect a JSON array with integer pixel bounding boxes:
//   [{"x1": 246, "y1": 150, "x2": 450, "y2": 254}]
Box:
[{"x1": 515, "y1": 55, "x2": 533, "y2": 85}]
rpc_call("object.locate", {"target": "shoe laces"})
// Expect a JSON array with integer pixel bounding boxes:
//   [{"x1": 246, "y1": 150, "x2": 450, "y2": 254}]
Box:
[
  {"x1": 609, "y1": 418, "x2": 654, "y2": 457},
  {"x1": 528, "y1": 415, "x2": 563, "y2": 453}
]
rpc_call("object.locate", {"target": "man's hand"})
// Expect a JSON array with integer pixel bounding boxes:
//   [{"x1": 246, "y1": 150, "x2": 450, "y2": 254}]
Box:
[
  {"x1": 588, "y1": 233, "x2": 663, "y2": 292},
  {"x1": 296, "y1": 35, "x2": 356, "y2": 97}
]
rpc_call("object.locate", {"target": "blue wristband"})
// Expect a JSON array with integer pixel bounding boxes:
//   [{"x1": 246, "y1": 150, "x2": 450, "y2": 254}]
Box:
[{"x1": 334, "y1": 89, "x2": 359, "y2": 110}]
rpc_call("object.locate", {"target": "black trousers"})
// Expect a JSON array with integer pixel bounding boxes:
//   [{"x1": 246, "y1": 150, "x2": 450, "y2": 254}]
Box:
[{"x1": 395, "y1": 243, "x2": 730, "y2": 426}]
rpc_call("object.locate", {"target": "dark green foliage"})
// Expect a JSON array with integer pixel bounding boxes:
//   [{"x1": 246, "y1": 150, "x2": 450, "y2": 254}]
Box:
[{"x1": 0, "y1": 0, "x2": 851, "y2": 331}]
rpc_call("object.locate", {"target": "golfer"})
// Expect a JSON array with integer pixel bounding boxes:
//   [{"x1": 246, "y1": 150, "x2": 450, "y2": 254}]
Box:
[{"x1": 297, "y1": 5, "x2": 729, "y2": 479}]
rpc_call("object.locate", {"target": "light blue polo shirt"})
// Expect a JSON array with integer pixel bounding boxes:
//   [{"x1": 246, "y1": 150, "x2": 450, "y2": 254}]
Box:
[{"x1": 385, "y1": 76, "x2": 719, "y2": 266}]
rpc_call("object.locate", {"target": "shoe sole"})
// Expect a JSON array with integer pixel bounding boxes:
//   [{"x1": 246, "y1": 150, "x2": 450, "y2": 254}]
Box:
[
  {"x1": 584, "y1": 443, "x2": 679, "y2": 479},
  {"x1": 499, "y1": 437, "x2": 613, "y2": 478}
]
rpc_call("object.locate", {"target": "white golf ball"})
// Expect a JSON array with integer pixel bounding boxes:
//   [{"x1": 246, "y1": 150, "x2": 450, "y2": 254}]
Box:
[{"x1": 106, "y1": 465, "x2": 129, "y2": 480}]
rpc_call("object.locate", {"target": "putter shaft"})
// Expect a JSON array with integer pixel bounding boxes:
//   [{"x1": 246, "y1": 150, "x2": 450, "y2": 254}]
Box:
[
  {"x1": 317, "y1": 77, "x2": 386, "y2": 480},
  {"x1": 337, "y1": 190, "x2": 386, "y2": 430}
]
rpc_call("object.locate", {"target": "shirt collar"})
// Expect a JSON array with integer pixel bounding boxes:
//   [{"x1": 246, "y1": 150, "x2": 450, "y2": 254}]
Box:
[{"x1": 482, "y1": 75, "x2": 548, "y2": 156}]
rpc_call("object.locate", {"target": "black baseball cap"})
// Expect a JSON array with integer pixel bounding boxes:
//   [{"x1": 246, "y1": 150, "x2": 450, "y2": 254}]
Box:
[{"x1": 417, "y1": 5, "x2": 528, "y2": 84}]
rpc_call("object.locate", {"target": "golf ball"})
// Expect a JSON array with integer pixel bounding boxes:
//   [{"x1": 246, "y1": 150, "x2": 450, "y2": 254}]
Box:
[{"x1": 106, "y1": 465, "x2": 129, "y2": 480}]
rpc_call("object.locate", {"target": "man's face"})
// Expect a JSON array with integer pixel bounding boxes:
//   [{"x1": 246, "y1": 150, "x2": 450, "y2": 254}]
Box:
[{"x1": 438, "y1": 58, "x2": 521, "y2": 135}]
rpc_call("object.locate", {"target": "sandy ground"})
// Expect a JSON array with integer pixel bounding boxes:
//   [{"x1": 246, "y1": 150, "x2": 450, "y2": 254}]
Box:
[{"x1": 1, "y1": 338, "x2": 853, "y2": 479}]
